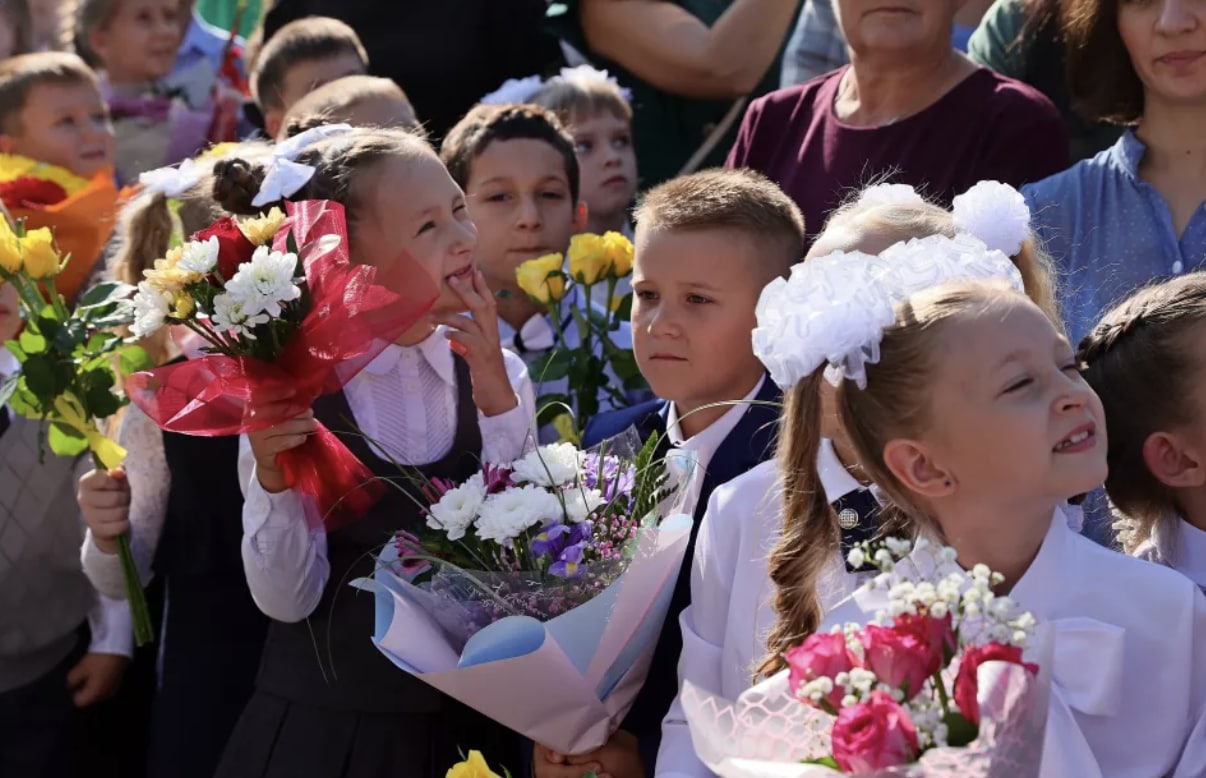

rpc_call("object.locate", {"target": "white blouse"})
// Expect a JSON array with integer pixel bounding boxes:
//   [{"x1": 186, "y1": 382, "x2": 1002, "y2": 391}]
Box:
[
  {"x1": 239, "y1": 327, "x2": 536, "y2": 623},
  {"x1": 823, "y1": 511, "x2": 1206, "y2": 778},
  {"x1": 656, "y1": 441, "x2": 873, "y2": 778}
]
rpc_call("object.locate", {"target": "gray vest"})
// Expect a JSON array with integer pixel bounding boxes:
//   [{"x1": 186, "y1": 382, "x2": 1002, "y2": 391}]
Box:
[{"x1": 0, "y1": 412, "x2": 93, "y2": 693}]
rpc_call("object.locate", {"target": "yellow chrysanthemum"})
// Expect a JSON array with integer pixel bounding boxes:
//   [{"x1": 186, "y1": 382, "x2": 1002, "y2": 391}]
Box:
[
  {"x1": 0, "y1": 153, "x2": 90, "y2": 195},
  {"x1": 171, "y1": 291, "x2": 195, "y2": 320},
  {"x1": 238, "y1": 207, "x2": 286, "y2": 246},
  {"x1": 19, "y1": 227, "x2": 61, "y2": 279},
  {"x1": 566, "y1": 233, "x2": 610, "y2": 285},
  {"x1": 515, "y1": 253, "x2": 566, "y2": 303},
  {"x1": 143, "y1": 247, "x2": 202, "y2": 292},
  {"x1": 600, "y1": 230, "x2": 634, "y2": 278},
  {"x1": 445, "y1": 751, "x2": 502, "y2": 778}
]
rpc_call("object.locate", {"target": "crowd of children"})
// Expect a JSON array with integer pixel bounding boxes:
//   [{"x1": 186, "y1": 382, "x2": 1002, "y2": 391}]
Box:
[{"x1": 1, "y1": 2, "x2": 1205, "y2": 778}]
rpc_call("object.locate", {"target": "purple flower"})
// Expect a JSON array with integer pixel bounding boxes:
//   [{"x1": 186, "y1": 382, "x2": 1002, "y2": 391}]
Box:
[
  {"x1": 550, "y1": 541, "x2": 587, "y2": 578},
  {"x1": 531, "y1": 521, "x2": 594, "y2": 572},
  {"x1": 421, "y1": 477, "x2": 457, "y2": 504},
  {"x1": 392, "y1": 530, "x2": 432, "y2": 579},
  {"x1": 482, "y1": 463, "x2": 513, "y2": 494},
  {"x1": 584, "y1": 454, "x2": 636, "y2": 504}
]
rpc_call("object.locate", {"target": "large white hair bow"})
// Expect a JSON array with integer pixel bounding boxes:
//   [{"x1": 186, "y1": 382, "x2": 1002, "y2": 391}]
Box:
[
  {"x1": 752, "y1": 233, "x2": 1025, "y2": 390},
  {"x1": 139, "y1": 157, "x2": 204, "y2": 198},
  {"x1": 251, "y1": 123, "x2": 355, "y2": 208},
  {"x1": 479, "y1": 75, "x2": 547, "y2": 106}
]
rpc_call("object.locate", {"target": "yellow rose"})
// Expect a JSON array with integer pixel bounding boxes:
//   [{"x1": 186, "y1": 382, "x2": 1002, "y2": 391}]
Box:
[
  {"x1": 19, "y1": 227, "x2": 61, "y2": 279},
  {"x1": 238, "y1": 207, "x2": 286, "y2": 246},
  {"x1": 601, "y1": 231, "x2": 634, "y2": 278},
  {"x1": 445, "y1": 751, "x2": 501, "y2": 778},
  {"x1": 171, "y1": 291, "x2": 195, "y2": 320},
  {"x1": 567, "y1": 233, "x2": 609, "y2": 285},
  {"x1": 0, "y1": 219, "x2": 21, "y2": 273},
  {"x1": 515, "y1": 253, "x2": 566, "y2": 303},
  {"x1": 552, "y1": 413, "x2": 581, "y2": 445}
]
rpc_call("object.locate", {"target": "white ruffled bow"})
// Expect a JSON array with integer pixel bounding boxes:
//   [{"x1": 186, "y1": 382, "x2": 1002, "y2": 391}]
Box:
[
  {"x1": 251, "y1": 124, "x2": 355, "y2": 208},
  {"x1": 139, "y1": 157, "x2": 203, "y2": 198},
  {"x1": 508, "y1": 313, "x2": 557, "y2": 353}
]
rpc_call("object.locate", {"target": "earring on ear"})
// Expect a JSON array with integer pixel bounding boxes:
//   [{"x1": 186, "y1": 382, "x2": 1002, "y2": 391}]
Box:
[{"x1": 944, "y1": 480, "x2": 952, "y2": 487}]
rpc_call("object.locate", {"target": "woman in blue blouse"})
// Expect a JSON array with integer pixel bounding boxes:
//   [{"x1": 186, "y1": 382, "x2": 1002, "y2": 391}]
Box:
[{"x1": 1022, "y1": 0, "x2": 1206, "y2": 344}]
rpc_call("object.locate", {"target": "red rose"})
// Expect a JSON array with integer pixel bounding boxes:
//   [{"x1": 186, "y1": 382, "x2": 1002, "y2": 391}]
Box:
[
  {"x1": 954, "y1": 643, "x2": 1038, "y2": 725},
  {"x1": 0, "y1": 177, "x2": 69, "y2": 208},
  {"x1": 786, "y1": 632, "x2": 860, "y2": 711},
  {"x1": 862, "y1": 623, "x2": 934, "y2": 701},
  {"x1": 190, "y1": 216, "x2": 256, "y2": 279},
  {"x1": 831, "y1": 690, "x2": 920, "y2": 773}
]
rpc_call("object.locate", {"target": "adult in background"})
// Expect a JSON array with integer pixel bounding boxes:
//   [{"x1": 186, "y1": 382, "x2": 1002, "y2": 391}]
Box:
[
  {"x1": 780, "y1": 0, "x2": 994, "y2": 85},
  {"x1": 728, "y1": 0, "x2": 1068, "y2": 247},
  {"x1": 549, "y1": 0, "x2": 802, "y2": 188},
  {"x1": 1023, "y1": 0, "x2": 1206, "y2": 345},
  {"x1": 261, "y1": 0, "x2": 563, "y2": 140},
  {"x1": 969, "y1": 0, "x2": 1121, "y2": 161}
]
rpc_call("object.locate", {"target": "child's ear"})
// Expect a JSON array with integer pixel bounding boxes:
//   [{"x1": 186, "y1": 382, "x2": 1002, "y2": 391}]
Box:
[
  {"x1": 1142, "y1": 431, "x2": 1206, "y2": 489},
  {"x1": 87, "y1": 27, "x2": 111, "y2": 67},
  {"x1": 883, "y1": 438, "x2": 955, "y2": 499},
  {"x1": 573, "y1": 201, "x2": 588, "y2": 232}
]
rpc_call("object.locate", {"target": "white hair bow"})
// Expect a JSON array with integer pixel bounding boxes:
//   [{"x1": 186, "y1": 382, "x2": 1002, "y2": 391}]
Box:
[
  {"x1": 139, "y1": 157, "x2": 204, "y2": 198},
  {"x1": 251, "y1": 124, "x2": 355, "y2": 208},
  {"x1": 479, "y1": 75, "x2": 547, "y2": 106}
]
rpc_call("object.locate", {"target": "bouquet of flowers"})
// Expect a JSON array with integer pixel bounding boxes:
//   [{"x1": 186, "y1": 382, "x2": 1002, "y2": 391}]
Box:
[
  {"x1": 0, "y1": 216, "x2": 155, "y2": 643},
  {"x1": 514, "y1": 232, "x2": 645, "y2": 439},
  {"x1": 681, "y1": 539, "x2": 1052, "y2": 777},
  {"x1": 122, "y1": 199, "x2": 437, "y2": 528},
  {"x1": 0, "y1": 154, "x2": 119, "y2": 301},
  {"x1": 361, "y1": 436, "x2": 696, "y2": 754}
]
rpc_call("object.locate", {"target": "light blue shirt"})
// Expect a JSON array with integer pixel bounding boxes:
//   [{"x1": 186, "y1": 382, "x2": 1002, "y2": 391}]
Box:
[{"x1": 1023, "y1": 130, "x2": 1206, "y2": 344}]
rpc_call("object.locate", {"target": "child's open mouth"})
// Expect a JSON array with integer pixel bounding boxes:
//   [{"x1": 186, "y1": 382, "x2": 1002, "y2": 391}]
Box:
[
  {"x1": 445, "y1": 264, "x2": 473, "y2": 282},
  {"x1": 1053, "y1": 423, "x2": 1096, "y2": 453}
]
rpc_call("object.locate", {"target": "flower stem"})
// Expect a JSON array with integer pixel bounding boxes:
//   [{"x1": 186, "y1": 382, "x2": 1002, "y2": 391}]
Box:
[
  {"x1": 92, "y1": 451, "x2": 155, "y2": 646},
  {"x1": 933, "y1": 670, "x2": 951, "y2": 716}
]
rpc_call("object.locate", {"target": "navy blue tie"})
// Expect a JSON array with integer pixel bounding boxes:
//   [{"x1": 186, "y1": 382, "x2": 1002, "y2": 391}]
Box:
[{"x1": 833, "y1": 487, "x2": 881, "y2": 573}]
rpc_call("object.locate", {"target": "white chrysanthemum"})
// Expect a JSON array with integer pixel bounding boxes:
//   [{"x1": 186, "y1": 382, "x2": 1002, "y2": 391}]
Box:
[
  {"x1": 176, "y1": 236, "x2": 220, "y2": 274},
  {"x1": 224, "y1": 245, "x2": 302, "y2": 318},
  {"x1": 510, "y1": 443, "x2": 583, "y2": 487},
  {"x1": 211, "y1": 292, "x2": 270, "y2": 335},
  {"x1": 427, "y1": 473, "x2": 486, "y2": 541},
  {"x1": 952, "y1": 180, "x2": 1031, "y2": 257},
  {"x1": 475, "y1": 485, "x2": 562, "y2": 543},
  {"x1": 131, "y1": 281, "x2": 172, "y2": 338},
  {"x1": 856, "y1": 183, "x2": 924, "y2": 210},
  {"x1": 563, "y1": 487, "x2": 605, "y2": 522}
]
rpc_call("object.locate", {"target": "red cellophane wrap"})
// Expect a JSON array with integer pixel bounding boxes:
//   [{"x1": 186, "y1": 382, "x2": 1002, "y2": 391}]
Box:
[{"x1": 126, "y1": 200, "x2": 438, "y2": 529}]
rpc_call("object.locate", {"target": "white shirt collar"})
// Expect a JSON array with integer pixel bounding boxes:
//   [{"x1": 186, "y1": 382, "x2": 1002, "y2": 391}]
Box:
[
  {"x1": 817, "y1": 437, "x2": 867, "y2": 502},
  {"x1": 665, "y1": 375, "x2": 765, "y2": 469},
  {"x1": 360, "y1": 326, "x2": 457, "y2": 387},
  {"x1": 1152, "y1": 517, "x2": 1206, "y2": 589}
]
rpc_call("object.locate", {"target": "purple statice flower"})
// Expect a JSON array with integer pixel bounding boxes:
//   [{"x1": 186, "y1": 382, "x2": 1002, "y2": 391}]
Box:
[{"x1": 482, "y1": 463, "x2": 513, "y2": 494}]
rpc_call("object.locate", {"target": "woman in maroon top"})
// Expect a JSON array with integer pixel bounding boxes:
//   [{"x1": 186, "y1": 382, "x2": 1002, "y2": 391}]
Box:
[{"x1": 727, "y1": 0, "x2": 1070, "y2": 245}]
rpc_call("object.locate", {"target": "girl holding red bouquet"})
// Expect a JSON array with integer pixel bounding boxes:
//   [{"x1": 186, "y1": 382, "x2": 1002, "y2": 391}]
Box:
[
  {"x1": 77, "y1": 151, "x2": 273, "y2": 778},
  {"x1": 202, "y1": 128, "x2": 536, "y2": 778}
]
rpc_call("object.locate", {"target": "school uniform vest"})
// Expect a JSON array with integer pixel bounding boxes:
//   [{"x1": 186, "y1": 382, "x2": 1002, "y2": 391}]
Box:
[
  {"x1": 148, "y1": 426, "x2": 268, "y2": 778},
  {"x1": 255, "y1": 355, "x2": 483, "y2": 712},
  {"x1": 0, "y1": 413, "x2": 92, "y2": 694}
]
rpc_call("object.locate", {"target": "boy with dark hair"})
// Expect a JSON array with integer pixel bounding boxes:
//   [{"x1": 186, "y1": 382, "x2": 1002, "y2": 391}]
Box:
[{"x1": 250, "y1": 16, "x2": 368, "y2": 139}]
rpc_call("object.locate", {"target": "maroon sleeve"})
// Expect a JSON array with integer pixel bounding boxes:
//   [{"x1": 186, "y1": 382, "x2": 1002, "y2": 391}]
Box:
[{"x1": 976, "y1": 85, "x2": 1072, "y2": 188}]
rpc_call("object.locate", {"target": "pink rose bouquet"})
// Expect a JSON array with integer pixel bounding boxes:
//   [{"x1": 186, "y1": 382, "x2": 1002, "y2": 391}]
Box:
[{"x1": 681, "y1": 538, "x2": 1051, "y2": 776}]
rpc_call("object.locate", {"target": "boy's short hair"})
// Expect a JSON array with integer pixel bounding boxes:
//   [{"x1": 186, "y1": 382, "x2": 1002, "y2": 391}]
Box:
[
  {"x1": 251, "y1": 16, "x2": 369, "y2": 113},
  {"x1": 0, "y1": 51, "x2": 99, "y2": 134},
  {"x1": 636, "y1": 168, "x2": 805, "y2": 278},
  {"x1": 530, "y1": 72, "x2": 632, "y2": 126},
  {"x1": 281, "y1": 75, "x2": 421, "y2": 138},
  {"x1": 441, "y1": 103, "x2": 580, "y2": 203}
]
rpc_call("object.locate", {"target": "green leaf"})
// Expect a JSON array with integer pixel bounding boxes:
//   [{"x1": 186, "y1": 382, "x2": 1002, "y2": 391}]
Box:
[
  {"x1": 286, "y1": 230, "x2": 300, "y2": 257},
  {"x1": 77, "y1": 280, "x2": 135, "y2": 308},
  {"x1": 529, "y1": 349, "x2": 574, "y2": 383},
  {"x1": 5, "y1": 340, "x2": 25, "y2": 360},
  {"x1": 21, "y1": 354, "x2": 55, "y2": 397},
  {"x1": 8, "y1": 383, "x2": 41, "y2": 416},
  {"x1": 48, "y1": 422, "x2": 88, "y2": 457},
  {"x1": 612, "y1": 292, "x2": 632, "y2": 322},
  {"x1": 118, "y1": 345, "x2": 151, "y2": 375},
  {"x1": 802, "y1": 756, "x2": 841, "y2": 770},
  {"x1": 943, "y1": 711, "x2": 979, "y2": 748},
  {"x1": 18, "y1": 329, "x2": 46, "y2": 354},
  {"x1": 84, "y1": 331, "x2": 118, "y2": 353},
  {"x1": 35, "y1": 316, "x2": 61, "y2": 339}
]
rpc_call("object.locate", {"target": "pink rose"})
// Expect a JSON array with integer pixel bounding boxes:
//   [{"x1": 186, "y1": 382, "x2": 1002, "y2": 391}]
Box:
[
  {"x1": 894, "y1": 612, "x2": 956, "y2": 672},
  {"x1": 954, "y1": 643, "x2": 1038, "y2": 725},
  {"x1": 862, "y1": 624, "x2": 934, "y2": 700},
  {"x1": 786, "y1": 632, "x2": 859, "y2": 710},
  {"x1": 831, "y1": 690, "x2": 920, "y2": 773}
]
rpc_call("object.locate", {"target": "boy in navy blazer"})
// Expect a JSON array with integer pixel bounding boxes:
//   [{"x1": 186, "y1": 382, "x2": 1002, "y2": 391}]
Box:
[{"x1": 534, "y1": 169, "x2": 806, "y2": 778}]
